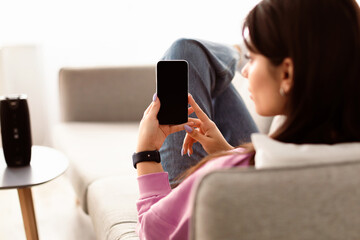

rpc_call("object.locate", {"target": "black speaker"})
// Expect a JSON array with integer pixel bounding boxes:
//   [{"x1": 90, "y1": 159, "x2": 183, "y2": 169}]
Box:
[{"x1": 0, "y1": 95, "x2": 32, "y2": 167}]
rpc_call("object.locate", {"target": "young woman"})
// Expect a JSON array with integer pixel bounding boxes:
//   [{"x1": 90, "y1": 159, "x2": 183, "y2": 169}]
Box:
[{"x1": 133, "y1": 0, "x2": 360, "y2": 239}]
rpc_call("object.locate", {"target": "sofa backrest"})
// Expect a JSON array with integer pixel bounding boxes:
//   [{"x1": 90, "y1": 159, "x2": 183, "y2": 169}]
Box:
[
  {"x1": 59, "y1": 66, "x2": 155, "y2": 122},
  {"x1": 190, "y1": 160, "x2": 360, "y2": 240}
]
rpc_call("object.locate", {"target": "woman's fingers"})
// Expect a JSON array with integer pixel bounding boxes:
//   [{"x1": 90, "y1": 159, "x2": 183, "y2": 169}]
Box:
[
  {"x1": 143, "y1": 93, "x2": 159, "y2": 118},
  {"x1": 184, "y1": 124, "x2": 208, "y2": 144},
  {"x1": 168, "y1": 121, "x2": 195, "y2": 134},
  {"x1": 188, "y1": 94, "x2": 211, "y2": 122},
  {"x1": 187, "y1": 136, "x2": 196, "y2": 156},
  {"x1": 188, "y1": 107, "x2": 195, "y2": 116},
  {"x1": 148, "y1": 96, "x2": 161, "y2": 119},
  {"x1": 143, "y1": 102, "x2": 153, "y2": 117},
  {"x1": 182, "y1": 133, "x2": 197, "y2": 156},
  {"x1": 169, "y1": 118, "x2": 200, "y2": 135},
  {"x1": 188, "y1": 117, "x2": 201, "y2": 127}
]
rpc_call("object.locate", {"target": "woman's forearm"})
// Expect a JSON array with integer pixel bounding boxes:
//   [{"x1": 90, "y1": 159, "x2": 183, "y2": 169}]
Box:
[{"x1": 137, "y1": 162, "x2": 164, "y2": 176}]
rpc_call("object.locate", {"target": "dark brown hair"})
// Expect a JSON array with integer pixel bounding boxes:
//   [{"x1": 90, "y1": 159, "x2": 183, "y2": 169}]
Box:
[
  {"x1": 175, "y1": 0, "x2": 360, "y2": 186},
  {"x1": 245, "y1": 0, "x2": 360, "y2": 144}
]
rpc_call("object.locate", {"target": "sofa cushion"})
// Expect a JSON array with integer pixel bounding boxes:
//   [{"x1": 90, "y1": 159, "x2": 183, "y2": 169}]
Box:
[
  {"x1": 59, "y1": 66, "x2": 155, "y2": 122},
  {"x1": 191, "y1": 160, "x2": 360, "y2": 240},
  {"x1": 87, "y1": 175, "x2": 139, "y2": 240},
  {"x1": 252, "y1": 133, "x2": 360, "y2": 168},
  {"x1": 52, "y1": 122, "x2": 139, "y2": 212}
]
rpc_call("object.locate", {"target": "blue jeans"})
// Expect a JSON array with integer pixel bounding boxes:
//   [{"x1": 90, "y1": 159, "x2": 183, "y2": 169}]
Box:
[{"x1": 159, "y1": 38, "x2": 258, "y2": 185}]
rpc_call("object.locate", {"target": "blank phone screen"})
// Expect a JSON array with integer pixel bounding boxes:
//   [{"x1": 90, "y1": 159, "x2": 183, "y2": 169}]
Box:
[{"x1": 156, "y1": 60, "x2": 188, "y2": 125}]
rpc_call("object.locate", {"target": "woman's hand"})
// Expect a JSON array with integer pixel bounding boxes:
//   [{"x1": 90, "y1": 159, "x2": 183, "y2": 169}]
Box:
[
  {"x1": 136, "y1": 94, "x2": 193, "y2": 153},
  {"x1": 182, "y1": 94, "x2": 234, "y2": 156}
]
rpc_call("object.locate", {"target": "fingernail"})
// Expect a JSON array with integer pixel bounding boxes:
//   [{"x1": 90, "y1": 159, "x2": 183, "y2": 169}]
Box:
[
  {"x1": 153, "y1": 93, "x2": 157, "y2": 102},
  {"x1": 181, "y1": 147, "x2": 184, "y2": 156},
  {"x1": 184, "y1": 124, "x2": 193, "y2": 133},
  {"x1": 187, "y1": 150, "x2": 191, "y2": 157}
]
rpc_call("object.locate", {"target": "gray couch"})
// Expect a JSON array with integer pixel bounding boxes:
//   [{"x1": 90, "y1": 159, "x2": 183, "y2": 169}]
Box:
[
  {"x1": 53, "y1": 66, "x2": 360, "y2": 240},
  {"x1": 191, "y1": 161, "x2": 360, "y2": 240},
  {"x1": 54, "y1": 66, "x2": 155, "y2": 239}
]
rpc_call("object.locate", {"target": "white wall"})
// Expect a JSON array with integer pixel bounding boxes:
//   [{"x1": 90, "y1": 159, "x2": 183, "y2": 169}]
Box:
[
  {"x1": 0, "y1": 46, "x2": 49, "y2": 145},
  {"x1": 0, "y1": 0, "x2": 359, "y2": 146},
  {"x1": 0, "y1": 0, "x2": 260, "y2": 64},
  {"x1": 0, "y1": 0, "x2": 260, "y2": 146}
]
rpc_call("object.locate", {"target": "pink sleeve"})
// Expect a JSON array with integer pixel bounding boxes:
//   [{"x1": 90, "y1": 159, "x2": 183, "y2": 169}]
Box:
[
  {"x1": 136, "y1": 151, "x2": 252, "y2": 240},
  {"x1": 136, "y1": 172, "x2": 175, "y2": 239},
  {"x1": 136, "y1": 170, "x2": 202, "y2": 240}
]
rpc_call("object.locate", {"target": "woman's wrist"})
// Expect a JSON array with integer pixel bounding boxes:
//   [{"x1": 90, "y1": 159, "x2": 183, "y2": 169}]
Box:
[
  {"x1": 134, "y1": 148, "x2": 164, "y2": 176},
  {"x1": 136, "y1": 143, "x2": 158, "y2": 153},
  {"x1": 137, "y1": 161, "x2": 164, "y2": 176}
]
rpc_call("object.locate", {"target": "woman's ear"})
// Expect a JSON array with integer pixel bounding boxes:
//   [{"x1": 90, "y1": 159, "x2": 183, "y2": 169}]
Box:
[{"x1": 280, "y1": 57, "x2": 294, "y2": 94}]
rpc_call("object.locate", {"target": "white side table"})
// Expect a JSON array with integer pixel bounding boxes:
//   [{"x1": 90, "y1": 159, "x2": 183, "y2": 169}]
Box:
[{"x1": 0, "y1": 146, "x2": 69, "y2": 240}]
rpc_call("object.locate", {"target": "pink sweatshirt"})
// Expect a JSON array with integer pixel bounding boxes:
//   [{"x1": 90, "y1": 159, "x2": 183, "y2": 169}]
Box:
[{"x1": 136, "y1": 149, "x2": 252, "y2": 240}]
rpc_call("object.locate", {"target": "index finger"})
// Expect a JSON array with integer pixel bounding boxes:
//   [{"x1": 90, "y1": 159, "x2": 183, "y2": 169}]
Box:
[
  {"x1": 188, "y1": 94, "x2": 211, "y2": 122},
  {"x1": 167, "y1": 121, "x2": 195, "y2": 134}
]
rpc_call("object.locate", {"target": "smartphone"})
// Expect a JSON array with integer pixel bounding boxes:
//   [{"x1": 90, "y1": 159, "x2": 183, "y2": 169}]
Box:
[{"x1": 156, "y1": 60, "x2": 188, "y2": 125}]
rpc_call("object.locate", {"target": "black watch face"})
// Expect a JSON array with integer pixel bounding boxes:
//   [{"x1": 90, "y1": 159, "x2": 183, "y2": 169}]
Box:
[{"x1": 133, "y1": 151, "x2": 161, "y2": 168}]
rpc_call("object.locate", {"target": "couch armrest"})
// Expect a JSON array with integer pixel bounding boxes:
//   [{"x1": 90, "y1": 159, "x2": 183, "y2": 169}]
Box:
[
  {"x1": 190, "y1": 160, "x2": 360, "y2": 240},
  {"x1": 87, "y1": 175, "x2": 139, "y2": 240},
  {"x1": 59, "y1": 65, "x2": 155, "y2": 122}
]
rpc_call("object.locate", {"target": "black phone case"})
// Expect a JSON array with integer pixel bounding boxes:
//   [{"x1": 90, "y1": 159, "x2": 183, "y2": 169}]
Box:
[{"x1": 156, "y1": 60, "x2": 188, "y2": 125}]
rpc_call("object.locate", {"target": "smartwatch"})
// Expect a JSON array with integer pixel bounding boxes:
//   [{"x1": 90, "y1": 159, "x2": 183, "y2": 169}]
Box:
[{"x1": 132, "y1": 150, "x2": 161, "y2": 169}]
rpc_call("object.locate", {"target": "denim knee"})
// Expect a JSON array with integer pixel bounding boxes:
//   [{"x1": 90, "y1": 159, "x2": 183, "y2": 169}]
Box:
[{"x1": 163, "y1": 38, "x2": 206, "y2": 62}]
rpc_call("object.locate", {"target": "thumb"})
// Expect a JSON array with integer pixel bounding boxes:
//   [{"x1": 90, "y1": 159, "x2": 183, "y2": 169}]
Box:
[
  {"x1": 184, "y1": 125, "x2": 207, "y2": 143},
  {"x1": 149, "y1": 93, "x2": 161, "y2": 118}
]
